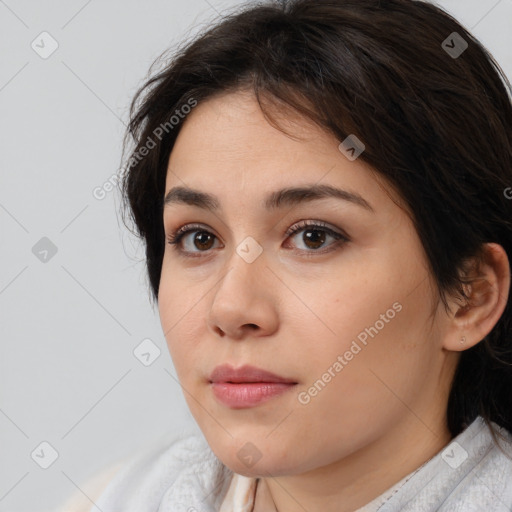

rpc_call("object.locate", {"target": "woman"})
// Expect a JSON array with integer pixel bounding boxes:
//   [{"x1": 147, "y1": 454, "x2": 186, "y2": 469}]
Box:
[{"x1": 61, "y1": 0, "x2": 512, "y2": 510}]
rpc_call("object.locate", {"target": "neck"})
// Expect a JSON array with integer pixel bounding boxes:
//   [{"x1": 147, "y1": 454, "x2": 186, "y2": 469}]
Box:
[{"x1": 255, "y1": 414, "x2": 453, "y2": 512}]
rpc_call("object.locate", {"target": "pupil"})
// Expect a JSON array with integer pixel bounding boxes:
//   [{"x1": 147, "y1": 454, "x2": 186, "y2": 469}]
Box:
[
  {"x1": 195, "y1": 232, "x2": 213, "y2": 250},
  {"x1": 305, "y1": 229, "x2": 325, "y2": 248}
]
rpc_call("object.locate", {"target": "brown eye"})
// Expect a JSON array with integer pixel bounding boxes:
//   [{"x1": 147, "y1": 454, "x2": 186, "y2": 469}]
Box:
[
  {"x1": 285, "y1": 220, "x2": 348, "y2": 253},
  {"x1": 166, "y1": 220, "x2": 348, "y2": 257},
  {"x1": 302, "y1": 229, "x2": 327, "y2": 249},
  {"x1": 166, "y1": 224, "x2": 221, "y2": 254},
  {"x1": 193, "y1": 231, "x2": 215, "y2": 250}
]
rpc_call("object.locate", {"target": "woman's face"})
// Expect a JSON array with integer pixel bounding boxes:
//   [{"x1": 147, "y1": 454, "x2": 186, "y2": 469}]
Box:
[{"x1": 158, "y1": 90, "x2": 459, "y2": 477}]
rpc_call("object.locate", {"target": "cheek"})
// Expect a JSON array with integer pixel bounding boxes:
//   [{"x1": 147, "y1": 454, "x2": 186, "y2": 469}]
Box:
[
  {"x1": 295, "y1": 277, "x2": 435, "y2": 425},
  {"x1": 158, "y1": 270, "x2": 207, "y2": 372},
  {"x1": 292, "y1": 261, "x2": 402, "y2": 352},
  {"x1": 291, "y1": 254, "x2": 432, "y2": 395}
]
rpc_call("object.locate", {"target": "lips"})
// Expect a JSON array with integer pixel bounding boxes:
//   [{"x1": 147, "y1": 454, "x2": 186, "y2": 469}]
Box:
[
  {"x1": 208, "y1": 364, "x2": 298, "y2": 408},
  {"x1": 208, "y1": 364, "x2": 297, "y2": 384}
]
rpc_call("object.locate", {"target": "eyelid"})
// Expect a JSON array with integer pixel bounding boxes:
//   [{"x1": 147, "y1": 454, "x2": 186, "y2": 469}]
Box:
[
  {"x1": 171, "y1": 222, "x2": 214, "y2": 240},
  {"x1": 166, "y1": 222, "x2": 223, "y2": 250},
  {"x1": 284, "y1": 219, "x2": 346, "y2": 239},
  {"x1": 166, "y1": 219, "x2": 349, "y2": 256}
]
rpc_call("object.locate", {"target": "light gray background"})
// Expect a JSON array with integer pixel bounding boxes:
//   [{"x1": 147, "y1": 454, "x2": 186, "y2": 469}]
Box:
[{"x1": 1, "y1": 1, "x2": 511, "y2": 511}]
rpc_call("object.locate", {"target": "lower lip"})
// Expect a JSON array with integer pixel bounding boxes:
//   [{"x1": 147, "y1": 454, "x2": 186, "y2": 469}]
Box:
[{"x1": 210, "y1": 382, "x2": 296, "y2": 408}]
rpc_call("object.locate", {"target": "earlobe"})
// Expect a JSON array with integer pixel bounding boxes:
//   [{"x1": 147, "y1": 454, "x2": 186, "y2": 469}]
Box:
[{"x1": 443, "y1": 243, "x2": 511, "y2": 352}]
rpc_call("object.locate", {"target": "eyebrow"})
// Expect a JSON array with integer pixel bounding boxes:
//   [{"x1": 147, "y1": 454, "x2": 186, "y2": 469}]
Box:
[{"x1": 163, "y1": 184, "x2": 374, "y2": 213}]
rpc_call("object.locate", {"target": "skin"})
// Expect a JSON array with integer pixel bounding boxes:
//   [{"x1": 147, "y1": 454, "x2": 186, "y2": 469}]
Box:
[{"x1": 158, "y1": 89, "x2": 510, "y2": 512}]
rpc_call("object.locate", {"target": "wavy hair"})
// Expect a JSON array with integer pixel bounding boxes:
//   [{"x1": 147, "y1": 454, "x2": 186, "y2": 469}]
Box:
[{"x1": 119, "y1": 0, "x2": 512, "y2": 450}]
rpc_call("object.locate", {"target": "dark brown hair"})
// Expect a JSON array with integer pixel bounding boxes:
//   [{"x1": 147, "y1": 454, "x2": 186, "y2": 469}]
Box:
[{"x1": 120, "y1": 0, "x2": 512, "y2": 449}]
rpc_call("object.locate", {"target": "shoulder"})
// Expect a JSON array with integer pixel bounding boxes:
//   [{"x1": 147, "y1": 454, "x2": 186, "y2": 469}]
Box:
[
  {"x1": 57, "y1": 431, "x2": 232, "y2": 512},
  {"x1": 429, "y1": 419, "x2": 512, "y2": 511},
  {"x1": 452, "y1": 421, "x2": 512, "y2": 511},
  {"x1": 380, "y1": 417, "x2": 512, "y2": 512}
]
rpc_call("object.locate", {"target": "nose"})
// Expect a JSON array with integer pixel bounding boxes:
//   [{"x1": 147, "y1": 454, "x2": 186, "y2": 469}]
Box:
[{"x1": 207, "y1": 249, "x2": 279, "y2": 340}]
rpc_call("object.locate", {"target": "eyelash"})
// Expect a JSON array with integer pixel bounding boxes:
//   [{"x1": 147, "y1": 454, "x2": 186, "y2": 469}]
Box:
[{"x1": 166, "y1": 220, "x2": 349, "y2": 258}]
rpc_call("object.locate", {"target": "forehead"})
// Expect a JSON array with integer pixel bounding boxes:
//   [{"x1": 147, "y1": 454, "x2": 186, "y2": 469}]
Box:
[{"x1": 165, "y1": 91, "x2": 399, "y2": 215}]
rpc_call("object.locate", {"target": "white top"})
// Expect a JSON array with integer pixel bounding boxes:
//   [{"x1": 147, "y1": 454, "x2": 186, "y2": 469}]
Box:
[
  {"x1": 59, "y1": 416, "x2": 512, "y2": 512},
  {"x1": 218, "y1": 464, "x2": 419, "y2": 512}
]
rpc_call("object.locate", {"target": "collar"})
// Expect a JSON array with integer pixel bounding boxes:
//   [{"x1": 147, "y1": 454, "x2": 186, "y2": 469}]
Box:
[{"x1": 216, "y1": 416, "x2": 512, "y2": 512}]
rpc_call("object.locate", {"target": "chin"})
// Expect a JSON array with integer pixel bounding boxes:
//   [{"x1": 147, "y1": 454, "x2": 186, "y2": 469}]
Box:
[
  {"x1": 195, "y1": 414, "x2": 309, "y2": 473},
  {"x1": 207, "y1": 438, "x2": 304, "y2": 477},
  {"x1": 220, "y1": 456, "x2": 291, "y2": 478}
]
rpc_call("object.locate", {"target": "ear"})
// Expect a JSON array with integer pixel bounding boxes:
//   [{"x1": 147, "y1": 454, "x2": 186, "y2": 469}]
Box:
[{"x1": 442, "y1": 243, "x2": 510, "y2": 352}]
